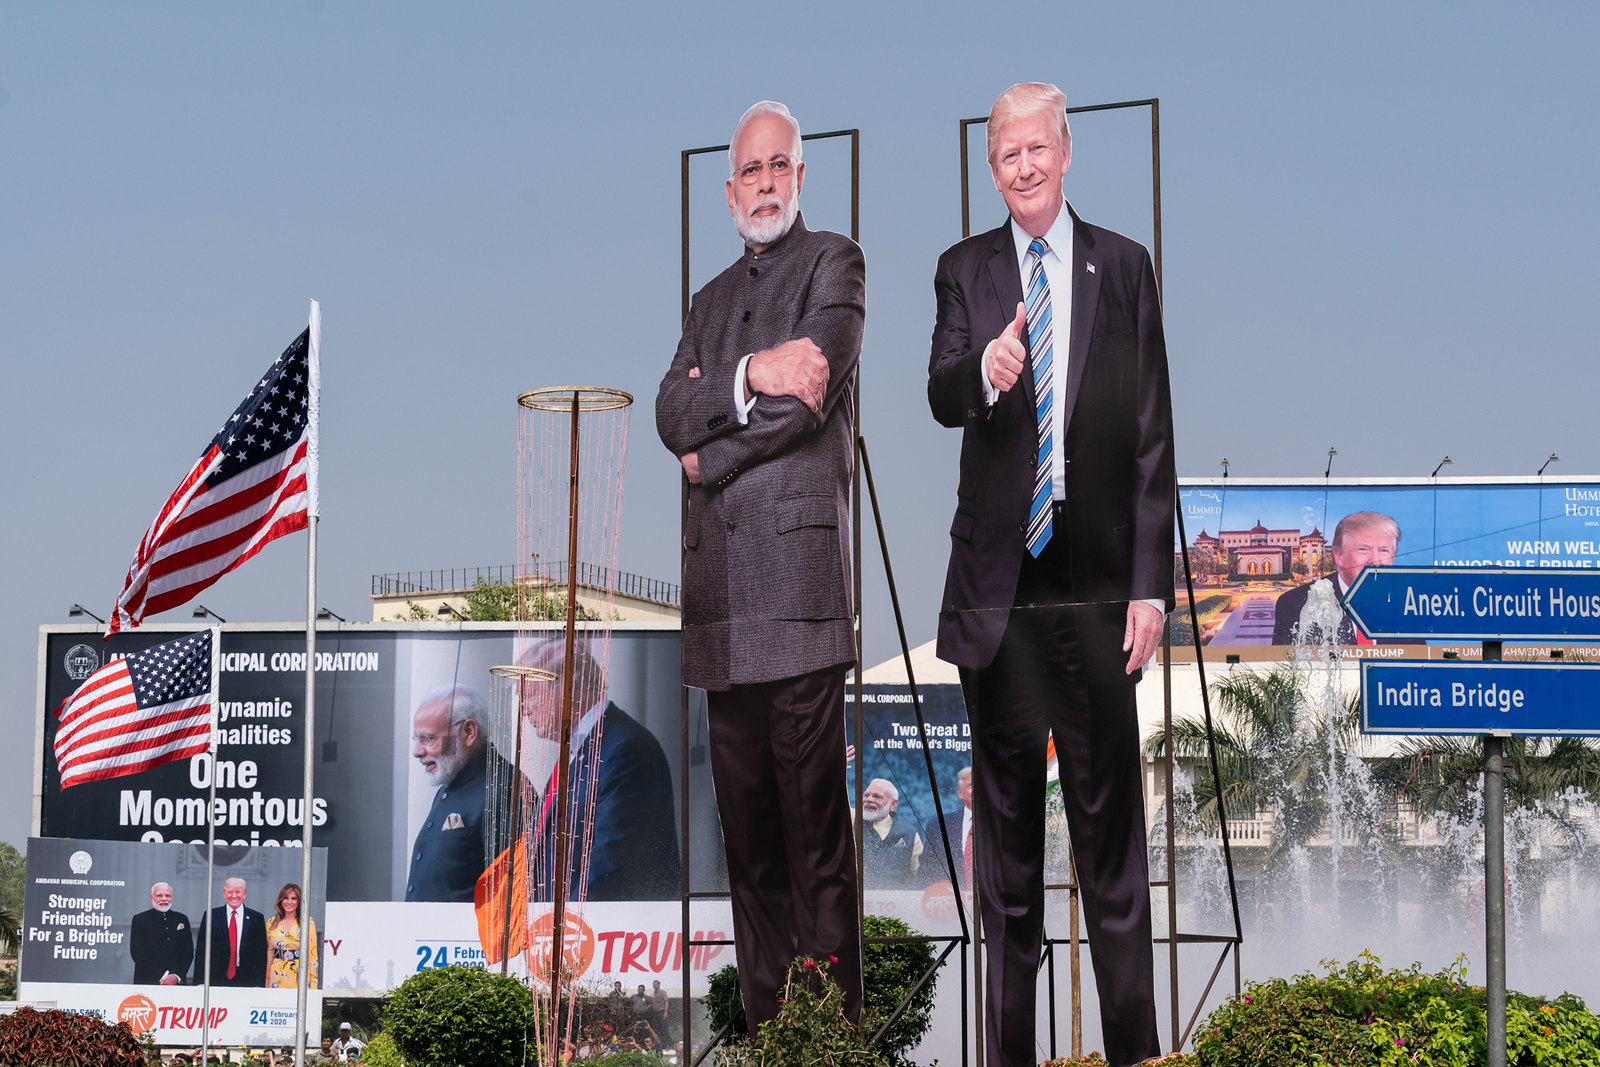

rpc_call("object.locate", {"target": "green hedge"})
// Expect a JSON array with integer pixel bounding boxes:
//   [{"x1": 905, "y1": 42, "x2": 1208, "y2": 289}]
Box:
[
  {"x1": 1195, "y1": 952, "x2": 1600, "y2": 1066},
  {"x1": 385, "y1": 965, "x2": 533, "y2": 1067}
]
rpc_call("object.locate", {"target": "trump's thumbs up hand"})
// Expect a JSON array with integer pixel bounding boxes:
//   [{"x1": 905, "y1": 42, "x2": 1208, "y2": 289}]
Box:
[{"x1": 983, "y1": 302, "x2": 1028, "y2": 393}]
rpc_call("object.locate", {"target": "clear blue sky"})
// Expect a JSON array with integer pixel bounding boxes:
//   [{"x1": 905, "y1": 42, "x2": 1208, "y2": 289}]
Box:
[{"x1": 3, "y1": 2, "x2": 1597, "y2": 848}]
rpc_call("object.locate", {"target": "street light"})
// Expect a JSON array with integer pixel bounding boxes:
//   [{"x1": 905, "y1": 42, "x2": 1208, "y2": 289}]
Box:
[
  {"x1": 193, "y1": 604, "x2": 226, "y2": 622},
  {"x1": 1430, "y1": 456, "x2": 1453, "y2": 478},
  {"x1": 1538, "y1": 453, "x2": 1559, "y2": 476},
  {"x1": 316, "y1": 608, "x2": 346, "y2": 622},
  {"x1": 68, "y1": 604, "x2": 105, "y2": 624},
  {"x1": 1324, "y1": 447, "x2": 1338, "y2": 479}
]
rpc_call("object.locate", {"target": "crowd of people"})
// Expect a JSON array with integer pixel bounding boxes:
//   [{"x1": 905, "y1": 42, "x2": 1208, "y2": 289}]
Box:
[{"x1": 164, "y1": 1023, "x2": 361, "y2": 1067}]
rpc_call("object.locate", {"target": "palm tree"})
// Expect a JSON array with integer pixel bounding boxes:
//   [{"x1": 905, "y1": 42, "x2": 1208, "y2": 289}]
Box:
[
  {"x1": 0, "y1": 906, "x2": 18, "y2": 958},
  {"x1": 1145, "y1": 665, "x2": 1364, "y2": 874},
  {"x1": 1373, "y1": 734, "x2": 1600, "y2": 847}
]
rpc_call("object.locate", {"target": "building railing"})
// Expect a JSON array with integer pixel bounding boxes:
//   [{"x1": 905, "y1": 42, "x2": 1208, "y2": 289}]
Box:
[
  {"x1": 372, "y1": 564, "x2": 520, "y2": 596},
  {"x1": 1166, "y1": 813, "x2": 1274, "y2": 846},
  {"x1": 371, "y1": 561, "x2": 681, "y2": 607}
]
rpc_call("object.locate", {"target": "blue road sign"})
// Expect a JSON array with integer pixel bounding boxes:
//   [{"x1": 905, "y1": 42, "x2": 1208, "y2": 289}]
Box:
[
  {"x1": 1361, "y1": 660, "x2": 1600, "y2": 736},
  {"x1": 1344, "y1": 566, "x2": 1600, "y2": 641}
]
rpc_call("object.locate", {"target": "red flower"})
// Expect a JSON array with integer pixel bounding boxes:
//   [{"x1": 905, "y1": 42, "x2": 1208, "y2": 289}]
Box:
[{"x1": 829, "y1": 955, "x2": 838, "y2": 963}]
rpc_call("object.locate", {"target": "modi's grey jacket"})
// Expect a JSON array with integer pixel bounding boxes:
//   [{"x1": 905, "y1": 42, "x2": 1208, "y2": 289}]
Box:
[{"x1": 656, "y1": 215, "x2": 864, "y2": 690}]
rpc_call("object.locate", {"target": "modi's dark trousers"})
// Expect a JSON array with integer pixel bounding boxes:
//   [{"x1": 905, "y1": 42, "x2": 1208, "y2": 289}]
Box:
[
  {"x1": 959, "y1": 531, "x2": 1160, "y2": 1067},
  {"x1": 707, "y1": 664, "x2": 863, "y2": 1030}
]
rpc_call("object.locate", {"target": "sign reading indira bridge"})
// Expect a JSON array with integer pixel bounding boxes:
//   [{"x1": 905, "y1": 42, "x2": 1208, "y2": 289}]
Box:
[{"x1": 1360, "y1": 660, "x2": 1600, "y2": 736}]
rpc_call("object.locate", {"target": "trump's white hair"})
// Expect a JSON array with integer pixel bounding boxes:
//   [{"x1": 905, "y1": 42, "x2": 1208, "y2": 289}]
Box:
[
  {"x1": 986, "y1": 82, "x2": 1072, "y2": 166},
  {"x1": 729, "y1": 100, "x2": 802, "y2": 177},
  {"x1": 1332, "y1": 511, "x2": 1402, "y2": 549}
]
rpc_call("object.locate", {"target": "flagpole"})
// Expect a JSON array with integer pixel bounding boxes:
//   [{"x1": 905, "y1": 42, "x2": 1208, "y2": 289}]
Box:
[
  {"x1": 295, "y1": 300, "x2": 321, "y2": 1066},
  {"x1": 201, "y1": 625, "x2": 221, "y2": 1065}
]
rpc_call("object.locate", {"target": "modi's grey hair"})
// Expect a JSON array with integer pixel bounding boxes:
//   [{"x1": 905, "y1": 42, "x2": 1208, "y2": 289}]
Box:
[
  {"x1": 729, "y1": 100, "x2": 802, "y2": 177},
  {"x1": 417, "y1": 683, "x2": 490, "y2": 733}
]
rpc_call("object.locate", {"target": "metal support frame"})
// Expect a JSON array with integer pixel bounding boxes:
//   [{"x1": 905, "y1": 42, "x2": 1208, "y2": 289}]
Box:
[{"x1": 959, "y1": 98, "x2": 1245, "y2": 1056}]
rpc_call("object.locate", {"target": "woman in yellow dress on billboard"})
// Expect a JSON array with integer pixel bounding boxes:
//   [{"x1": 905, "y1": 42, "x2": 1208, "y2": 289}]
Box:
[{"x1": 266, "y1": 882, "x2": 318, "y2": 989}]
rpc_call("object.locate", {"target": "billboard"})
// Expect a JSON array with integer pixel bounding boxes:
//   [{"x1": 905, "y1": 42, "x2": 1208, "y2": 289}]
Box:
[
  {"x1": 18, "y1": 837, "x2": 327, "y2": 1045},
  {"x1": 35, "y1": 624, "x2": 726, "y2": 997},
  {"x1": 846, "y1": 685, "x2": 971, "y2": 898},
  {"x1": 1174, "y1": 478, "x2": 1600, "y2": 659},
  {"x1": 321, "y1": 899, "x2": 737, "y2": 996}
]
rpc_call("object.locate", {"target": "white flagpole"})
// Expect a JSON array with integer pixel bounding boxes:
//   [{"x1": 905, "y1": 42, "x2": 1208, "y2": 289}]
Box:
[
  {"x1": 201, "y1": 625, "x2": 222, "y2": 1064},
  {"x1": 296, "y1": 299, "x2": 322, "y2": 1066}
]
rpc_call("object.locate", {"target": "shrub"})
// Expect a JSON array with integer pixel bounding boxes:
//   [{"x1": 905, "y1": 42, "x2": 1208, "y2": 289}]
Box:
[
  {"x1": 704, "y1": 963, "x2": 747, "y2": 1042},
  {"x1": 723, "y1": 958, "x2": 888, "y2": 1067},
  {"x1": 587, "y1": 1053, "x2": 673, "y2": 1067},
  {"x1": 1043, "y1": 1056, "x2": 1194, "y2": 1066},
  {"x1": 385, "y1": 965, "x2": 532, "y2": 1067},
  {"x1": 1195, "y1": 951, "x2": 1600, "y2": 1066},
  {"x1": 705, "y1": 918, "x2": 942, "y2": 1062},
  {"x1": 358, "y1": 1032, "x2": 402, "y2": 1067},
  {"x1": 0, "y1": 1006, "x2": 156, "y2": 1067},
  {"x1": 861, "y1": 915, "x2": 940, "y2": 1065}
]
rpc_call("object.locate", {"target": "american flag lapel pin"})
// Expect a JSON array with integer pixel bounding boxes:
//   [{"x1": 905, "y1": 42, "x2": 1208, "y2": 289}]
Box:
[{"x1": 1086, "y1": 262, "x2": 1096, "y2": 274}]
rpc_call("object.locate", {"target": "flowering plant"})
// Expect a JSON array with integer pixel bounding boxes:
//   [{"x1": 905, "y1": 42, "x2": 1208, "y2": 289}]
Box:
[
  {"x1": 721, "y1": 957, "x2": 890, "y2": 1067},
  {"x1": 1194, "y1": 951, "x2": 1600, "y2": 1065}
]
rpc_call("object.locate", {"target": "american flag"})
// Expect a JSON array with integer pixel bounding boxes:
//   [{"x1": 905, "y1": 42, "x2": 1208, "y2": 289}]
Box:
[
  {"x1": 55, "y1": 630, "x2": 216, "y2": 788},
  {"x1": 108, "y1": 313, "x2": 319, "y2": 634}
]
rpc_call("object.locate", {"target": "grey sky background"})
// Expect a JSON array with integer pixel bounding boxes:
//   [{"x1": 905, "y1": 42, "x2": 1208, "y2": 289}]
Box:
[{"x1": 4, "y1": 2, "x2": 1598, "y2": 850}]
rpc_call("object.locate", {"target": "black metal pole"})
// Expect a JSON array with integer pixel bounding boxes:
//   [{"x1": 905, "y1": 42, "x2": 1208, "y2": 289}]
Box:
[
  {"x1": 1482, "y1": 639, "x2": 1507, "y2": 1067},
  {"x1": 677, "y1": 145, "x2": 694, "y2": 1063}
]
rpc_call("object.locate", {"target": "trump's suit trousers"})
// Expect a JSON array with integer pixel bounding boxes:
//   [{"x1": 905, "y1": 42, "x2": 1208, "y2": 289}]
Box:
[{"x1": 959, "y1": 533, "x2": 1160, "y2": 1067}]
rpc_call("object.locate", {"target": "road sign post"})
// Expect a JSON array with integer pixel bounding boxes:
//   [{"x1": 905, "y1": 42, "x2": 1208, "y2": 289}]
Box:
[
  {"x1": 1348, "y1": 567, "x2": 1600, "y2": 1067},
  {"x1": 1482, "y1": 641, "x2": 1507, "y2": 1067}
]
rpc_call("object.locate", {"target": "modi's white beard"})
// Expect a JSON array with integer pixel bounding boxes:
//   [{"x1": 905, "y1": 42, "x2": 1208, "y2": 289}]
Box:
[
  {"x1": 423, "y1": 736, "x2": 467, "y2": 788},
  {"x1": 861, "y1": 799, "x2": 889, "y2": 822},
  {"x1": 734, "y1": 194, "x2": 799, "y2": 249},
  {"x1": 153, "y1": 903, "x2": 171, "y2": 913}
]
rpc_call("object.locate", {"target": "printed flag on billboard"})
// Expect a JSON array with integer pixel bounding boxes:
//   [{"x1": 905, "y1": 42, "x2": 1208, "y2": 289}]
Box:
[
  {"x1": 54, "y1": 630, "x2": 216, "y2": 788},
  {"x1": 474, "y1": 839, "x2": 529, "y2": 965},
  {"x1": 108, "y1": 317, "x2": 320, "y2": 634}
]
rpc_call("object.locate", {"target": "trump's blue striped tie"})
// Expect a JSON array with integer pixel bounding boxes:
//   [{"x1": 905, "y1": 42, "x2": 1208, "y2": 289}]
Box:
[{"x1": 1024, "y1": 237, "x2": 1054, "y2": 557}]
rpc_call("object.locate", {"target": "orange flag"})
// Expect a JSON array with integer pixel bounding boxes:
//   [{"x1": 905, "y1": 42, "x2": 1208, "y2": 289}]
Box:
[{"x1": 474, "y1": 836, "x2": 529, "y2": 965}]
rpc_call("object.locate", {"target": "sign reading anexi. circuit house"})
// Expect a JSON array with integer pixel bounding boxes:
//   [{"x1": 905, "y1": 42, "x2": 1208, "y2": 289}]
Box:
[{"x1": 1344, "y1": 567, "x2": 1600, "y2": 642}]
